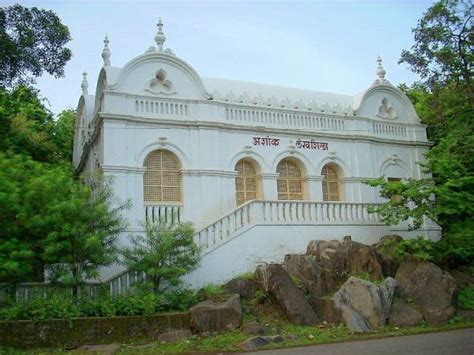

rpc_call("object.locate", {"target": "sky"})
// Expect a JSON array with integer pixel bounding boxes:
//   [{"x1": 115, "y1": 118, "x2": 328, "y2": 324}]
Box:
[{"x1": 7, "y1": 0, "x2": 433, "y2": 115}]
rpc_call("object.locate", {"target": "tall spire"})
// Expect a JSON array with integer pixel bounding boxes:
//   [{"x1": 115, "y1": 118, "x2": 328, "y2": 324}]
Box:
[
  {"x1": 102, "y1": 34, "x2": 111, "y2": 67},
  {"x1": 81, "y1": 72, "x2": 88, "y2": 95},
  {"x1": 154, "y1": 17, "x2": 166, "y2": 52},
  {"x1": 376, "y1": 56, "x2": 386, "y2": 82}
]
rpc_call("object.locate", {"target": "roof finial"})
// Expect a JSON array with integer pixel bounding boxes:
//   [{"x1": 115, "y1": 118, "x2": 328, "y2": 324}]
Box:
[
  {"x1": 154, "y1": 17, "x2": 166, "y2": 52},
  {"x1": 81, "y1": 72, "x2": 88, "y2": 95},
  {"x1": 376, "y1": 55, "x2": 386, "y2": 82},
  {"x1": 102, "y1": 34, "x2": 111, "y2": 67}
]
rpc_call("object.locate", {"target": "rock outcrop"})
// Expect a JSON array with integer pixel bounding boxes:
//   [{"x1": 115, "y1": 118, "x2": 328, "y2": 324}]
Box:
[
  {"x1": 255, "y1": 263, "x2": 319, "y2": 325},
  {"x1": 189, "y1": 294, "x2": 242, "y2": 332},
  {"x1": 334, "y1": 276, "x2": 396, "y2": 332},
  {"x1": 225, "y1": 278, "x2": 256, "y2": 299},
  {"x1": 389, "y1": 300, "x2": 424, "y2": 327},
  {"x1": 395, "y1": 257, "x2": 456, "y2": 326},
  {"x1": 286, "y1": 236, "x2": 383, "y2": 297},
  {"x1": 373, "y1": 235, "x2": 403, "y2": 277}
]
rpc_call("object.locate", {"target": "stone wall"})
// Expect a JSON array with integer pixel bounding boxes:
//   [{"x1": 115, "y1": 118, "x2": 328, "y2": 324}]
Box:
[{"x1": 0, "y1": 312, "x2": 190, "y2": 349}]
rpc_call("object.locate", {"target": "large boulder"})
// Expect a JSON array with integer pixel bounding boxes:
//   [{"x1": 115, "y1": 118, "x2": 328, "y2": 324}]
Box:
[
  {"x1": 395, "y1": 257, "x2": 456, "y2": 326},
  {"x1": 334, "y1": 277, "x2": 396, "y2": 332},
  {"x1": 304, "y1": 237, "x2": 383, "y2": 296},
  {"x1": 373, "y1": 235, "x2": 403, "y2": 277},
  {"x1": 189, "y1": 294, "x2": 242, "y2": 333},
  {"x1": 389, "y1": 300, "x2": 424, "y2": 327},
  {"x1": 255, "y1": 263, "x2": 319, "y2": 325},
  {"x1": 309, "y1": 296, "x2": 342, "y2": 324},
  {"x1": 225, "y1": 278, "x2": 256, "y2": 299},
  {"x1": 283, "y1": 254, "x2": 341, "y2": 296}
]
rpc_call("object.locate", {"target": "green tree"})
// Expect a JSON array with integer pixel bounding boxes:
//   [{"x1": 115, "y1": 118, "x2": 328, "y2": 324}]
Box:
[
  {"x1": 0, "y1": 153, "x2": 128, "y2": 289},
  {"x1": 0, "y1": 4, "x2": 72, "y2": 88},
  {"x1": 0, "y1": 87, "x2": 77, "y2": 163},
  {"x1": 51, "y1": 109, "x2": 76, "y2": 162},
  {"x1": 122, "y1": 221, "x2": 200, "y2": 293},
  {"x1": 367, "y1": 0, "x2": 473, "y2": 268}
]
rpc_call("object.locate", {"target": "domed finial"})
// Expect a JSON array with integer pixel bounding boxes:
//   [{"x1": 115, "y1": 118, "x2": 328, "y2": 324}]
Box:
[
  {"x1": 81, "y1": 72, "x2": 88, "y2": 95},
  {"x1": 376, "y1": 55, "x2": 386, "y2": 82},
  {"x1": 154, "y1": 17, "x2": 166, "y2": 52},
  {"x1": 102, "y1": 34, "x2": 111, "y2": 67}
]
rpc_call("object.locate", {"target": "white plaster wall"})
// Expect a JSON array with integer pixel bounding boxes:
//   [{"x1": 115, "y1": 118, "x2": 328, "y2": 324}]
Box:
[
  {"x1": 183, "y1": 223, "x2": 401, "y2": 288},
  {"x1": 99, "y1": 118, "x2": 430, "y2": 229}
]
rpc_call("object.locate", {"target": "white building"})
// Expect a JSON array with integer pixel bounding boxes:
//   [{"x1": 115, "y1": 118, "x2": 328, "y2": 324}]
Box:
[{"x1": 73, "y1": 20, "x2": 440, "y2": 287}]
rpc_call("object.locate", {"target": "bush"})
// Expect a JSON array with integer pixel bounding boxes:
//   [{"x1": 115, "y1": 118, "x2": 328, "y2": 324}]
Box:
[
  {"x1": 396, "y1": 237, "x2": 437, "y2": 262},
  {"x1": 122, "y1": 221, "x2": 200, "y2": 293},
  {"x1": 457, "y1": 287, "x2": 474, "y2": 310}
]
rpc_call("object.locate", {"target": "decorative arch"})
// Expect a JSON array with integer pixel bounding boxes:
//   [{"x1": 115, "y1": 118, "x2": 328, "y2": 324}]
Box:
[
  {"x1": 276, "y1": 157, "x2": 307, "y2": 200},
  {"x1": 321, "y1": 163, "x2": 343, "y2": 201},
  {"x1": 143, "y1": 149, "x2": 182, "y2": 203},
  {"x1": 137, "y1": 140, "x2": 189, "y2": 169},
  {"x1": 229, "y1": 150, "x2": 268, "y2": 173},
  {"x1": 354, "y1": 84, "x2": 420, "y2": 124},
  {"x1": 112, "y1": 52, "x2": 211, "y2": 99},
  {"x1": 270, "y1": 150, "x2": 311, "y2": 176},
  {"x1": 234, "y1": 158, "x2": 261, "y2": 205},
  {"x1": 316, "y1": 156, "x2": 350, "y2": 177},
  {"x1": 379, "y1": 155, "x2": 410, "y2": 178}
]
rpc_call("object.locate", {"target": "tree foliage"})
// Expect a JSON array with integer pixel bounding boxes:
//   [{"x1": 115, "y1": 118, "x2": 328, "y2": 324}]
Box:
[
  {"x1": 0, "y1": 86, "x2": 76, "y2": 163},
  {"x1": 399, "y1": 0, "x2": 473, "y2": 93},
  {"x1": 122, "y1": 221, "x2": 200, "y2": 293},
  {"x1": 368, "y1": 0, "x2": 474, "y2": 268},
  {"x1": 0, "y1": 153, "x2": 127, "y2": 288},
  {"x1": 0, "y1": 4, "x2": 72, "y2": 88}
]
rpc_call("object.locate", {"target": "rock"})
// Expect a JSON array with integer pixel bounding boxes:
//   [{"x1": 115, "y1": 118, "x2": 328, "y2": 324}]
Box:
[
  {"x1": 395, "y1": 257, "x2": 457, "y2": 325},
  {"x1": 335, "y1": 303, "x2": 372, "y2": 332},
  {"x1": 239, "y1": 335, "x2": 283, "y2": 351},
  {"x1": 225, "y1": 278, "x2": 256, "y2": 299},
  {"x1": 389, "y1": 300, "x2": 424, "y2": 327},
  {"x1": 242, "y1": 322, "x2": 269, "y2": 335},
  {"x1": 190, "y1": 294, "x2": 242, "y2": 333},
  {"x1": 302, "y1": 237, "x2": 383, "y2": 296},
  {"x1": 373, "y1": 235, "x2": 403, "y2": 277},
  {"x1": 423, "y1": 306, "x2": 456, "y2": 326},
  {"x1": 157, "y1": 329, "x2": 192, "y2": 343},
  {"x1": 309, "y1": 296, "x2": 342, "y2": 324},
  {"x1": 255, "y1": 263, "x2": 319, "y2": 325},
  {"x1": 283, "y1": 254, "x2": 341, "y2": 296},
  {"x1": 348, "y1": 240, "x2": 384, "y2": 280},
  {"x1": 74, "y1": 344, "x2": 120, "y2": 354},
  {"x1": 379, "y1": 277, "x2": 397, "y2": 318},
  {"x1": 334, "y1": 276, "x2": 395, "y2": 332}
]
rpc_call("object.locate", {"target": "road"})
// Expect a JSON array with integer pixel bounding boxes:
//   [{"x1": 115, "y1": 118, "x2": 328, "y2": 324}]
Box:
[{"x1": 250, "y1": 328, "x2": 474, "y2": 355}]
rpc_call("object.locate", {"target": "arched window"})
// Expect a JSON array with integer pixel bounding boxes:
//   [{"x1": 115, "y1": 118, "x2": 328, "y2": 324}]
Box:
[
  {"x1": 235, "y1": 159, "x2": 258, "y2": 205},
  {"x1": 322, "y1": 164, "x2": 341, "y2": 201},
  {"x1": 277, "y1": 159, "x2": 303, "y2": 200},
  {"x1": 143, "y1": 150, "x2": 181, "y2": 203}
]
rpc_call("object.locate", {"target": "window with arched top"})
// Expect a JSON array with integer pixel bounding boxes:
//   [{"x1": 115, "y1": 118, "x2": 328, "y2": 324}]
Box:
[
  {"x1": 143, "y1": 150, "x2": 181, "y2": 203},
  {"x1": 277, "y1": 159, "x2": 304, "y2": 200},
  {"x1": 235, "y1": 159, "x2": 259, "y2": 205},
  {"x1": 322, "y1": 164, "x2": 341, "y2": 201}
]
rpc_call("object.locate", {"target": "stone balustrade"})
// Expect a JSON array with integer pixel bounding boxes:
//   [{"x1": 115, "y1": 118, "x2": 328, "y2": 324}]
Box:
[{"x1": 194, "y1": 200, "x2": 383, "y2": 254}]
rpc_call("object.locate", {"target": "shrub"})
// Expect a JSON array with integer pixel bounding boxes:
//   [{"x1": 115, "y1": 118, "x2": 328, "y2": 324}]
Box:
[
  {"x1": 457, "y1": 287, "x2": 474, "y2": 310},
  {"x1": 396, "y1": 237, "x2": 437, "y2": 262},
  {"x1": 122, "y1": 220, "x2": 200, "y2": 293}
]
